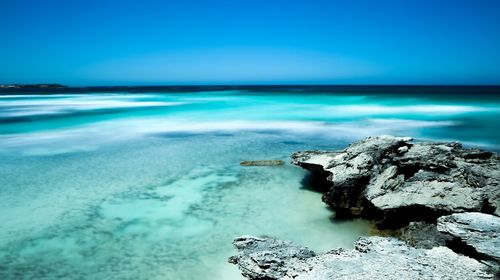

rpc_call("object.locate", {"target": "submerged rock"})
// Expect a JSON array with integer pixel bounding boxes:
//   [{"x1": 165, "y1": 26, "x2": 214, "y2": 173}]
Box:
[
  {"x1": 437, "y1": 212, "x2": 500, "y2": 267},
  {"x1": 292, "y1": 135, "x2": 500, "y2": 226},
  {"x1": 240, "y1": 160, "x2": 285, "y2": 166},
  {"x1": 229, "y1": 236, "x2": 495, "y2": 280}
]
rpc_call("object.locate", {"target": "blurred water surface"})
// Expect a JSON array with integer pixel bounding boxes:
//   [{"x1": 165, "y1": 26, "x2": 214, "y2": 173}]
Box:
[{"x1": 0, "y1": 89, "x2": 499, "y2": 279}]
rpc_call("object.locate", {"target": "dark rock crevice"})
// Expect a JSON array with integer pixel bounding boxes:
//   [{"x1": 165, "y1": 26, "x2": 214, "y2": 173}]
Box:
[
  {"x1": 481, "y1": 199, "x2": 496, "y2": 214},
  {"x1": 446, "y1": 237, "x2": 490, "y2": 263},
  {"x1": 377, "y1": 205, "x2": 452, "y2": 229}
]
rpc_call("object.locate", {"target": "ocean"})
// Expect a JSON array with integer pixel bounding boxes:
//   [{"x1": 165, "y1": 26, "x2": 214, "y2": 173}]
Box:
[{"x1": 0, "y1": 86, "x2": 499, "y2": 279}]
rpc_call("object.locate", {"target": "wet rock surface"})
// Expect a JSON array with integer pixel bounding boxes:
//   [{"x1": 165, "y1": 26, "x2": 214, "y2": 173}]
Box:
[
  {"x1": 291, "y1": 135, "x2": 500, "y2": 226},
  {"x1": 229, "y1": 236, "x2": 495, "y2": 280}
]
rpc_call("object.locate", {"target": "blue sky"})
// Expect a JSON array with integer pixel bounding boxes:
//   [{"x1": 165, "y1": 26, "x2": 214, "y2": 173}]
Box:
[{"x1": 1, "y1": 0, "x2": 499, "y2": 85}]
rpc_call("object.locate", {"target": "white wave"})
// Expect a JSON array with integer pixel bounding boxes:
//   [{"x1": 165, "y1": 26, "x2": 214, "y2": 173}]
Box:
[
  {"x1": 325, "y1": 104, "x2": 495, "y2": 115},
  {"x1": 0, "y1": 93, "x2": 158, "y2": 99},
  {"x1": 0, "y1": 94, "x2": 78, "y2": 98},
  {"x1": 0, "y1": 99, "x2": 187, "y2": 118},
  {"x1": 0, "y1": 118, "x2": 457, "y2": 155},
  {"x1": 367, "y1": 118, "x2": 455, "y2": 128}
]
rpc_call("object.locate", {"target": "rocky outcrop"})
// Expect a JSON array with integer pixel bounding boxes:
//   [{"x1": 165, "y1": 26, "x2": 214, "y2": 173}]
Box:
[
  {"x1": 292, "y1": 135, "x2": 500, "y2": 227},
  {"x1": 437, "y1": 212, "x2": 500, "y2": 266},
  {"x1": 229, "y1": 236, "x2": 495, "y2": 280},
  {"x1": 231, "y1": 136, "x2": 500, "y2": 279}
]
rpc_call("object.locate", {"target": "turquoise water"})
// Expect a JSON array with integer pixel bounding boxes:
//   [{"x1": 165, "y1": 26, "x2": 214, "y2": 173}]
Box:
[{"x1": 0, "y1": 90, "x2": 499, "y2": 279}]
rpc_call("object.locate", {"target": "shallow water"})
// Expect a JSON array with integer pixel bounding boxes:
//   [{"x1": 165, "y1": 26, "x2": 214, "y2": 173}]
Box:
[{"x1": 0, "y1": 89, "x2": 499, "y2": 279}]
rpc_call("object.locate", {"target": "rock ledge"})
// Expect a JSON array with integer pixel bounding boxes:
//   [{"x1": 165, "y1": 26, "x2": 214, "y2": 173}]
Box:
[
  {"x1": 292, "y1": 135, "x2": 499, "y2": 226},
  {"x1": 230, "y1": 236, "x2": 495, "y2": 280}
]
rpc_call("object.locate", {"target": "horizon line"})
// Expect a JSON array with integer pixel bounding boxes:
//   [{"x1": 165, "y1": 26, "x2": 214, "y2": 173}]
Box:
[{"x1": 2, "y1": 84, "x2": 500, "y2": 88}]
